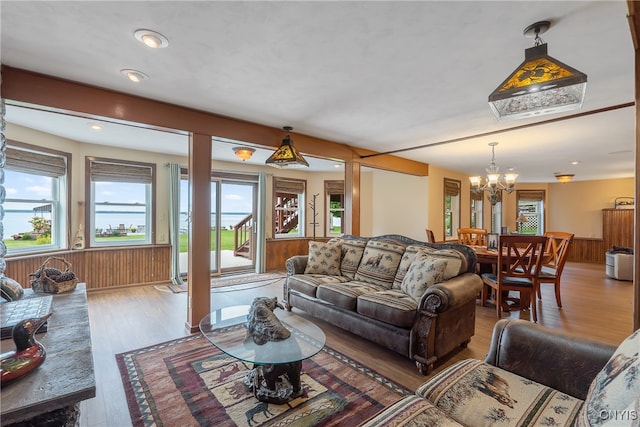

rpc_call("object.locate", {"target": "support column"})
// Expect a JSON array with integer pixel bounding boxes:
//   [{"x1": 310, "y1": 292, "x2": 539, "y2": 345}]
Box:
[
  {"x1": 186, "y1": 133, "x2": 211, "y2": 332},
  {"x1": 344, "y1": 160, "x2": 361, "y2": 236}
]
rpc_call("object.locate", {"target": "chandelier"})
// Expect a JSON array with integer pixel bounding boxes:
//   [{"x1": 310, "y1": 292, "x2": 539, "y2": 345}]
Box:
[{"x1": 469, "y1": 142, "x2": 518, "y2": 205}]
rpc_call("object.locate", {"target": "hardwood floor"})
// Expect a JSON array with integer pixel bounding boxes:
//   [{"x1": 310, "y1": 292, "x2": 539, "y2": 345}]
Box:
[{"x1": 79, "y1": 262, "x2": 633, "y2": 426}]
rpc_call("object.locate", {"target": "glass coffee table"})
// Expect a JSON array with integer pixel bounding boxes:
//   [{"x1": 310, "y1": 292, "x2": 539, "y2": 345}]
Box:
[{"x1": 199, "y1": 304, "x2": 325, "y2": 404}]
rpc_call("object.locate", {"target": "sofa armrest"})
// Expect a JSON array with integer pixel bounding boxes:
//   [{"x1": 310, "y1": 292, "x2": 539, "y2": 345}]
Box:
[
  {"x1": 419, "y1": 273, "x2": 482, "y2": 313},
  {"x1": 484, "y1": 319, "x2": 617, "y2": 400},
  {"x1": 285, "y1": 255, "x2": 308, "y2": 275}
]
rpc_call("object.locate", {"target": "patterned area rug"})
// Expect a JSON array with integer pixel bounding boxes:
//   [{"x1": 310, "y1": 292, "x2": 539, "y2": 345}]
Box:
[
  {"x1": 166, "y1": 272, "x2": 286, "y2": 293},
  {"x1": 116, "y1": 328, "x2": 410, "y2": 426}
]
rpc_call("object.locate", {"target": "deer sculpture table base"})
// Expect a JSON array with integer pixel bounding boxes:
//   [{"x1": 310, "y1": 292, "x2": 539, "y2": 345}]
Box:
[{"x1": 243, "y1": 360, "x2": 304, "y2": 404}]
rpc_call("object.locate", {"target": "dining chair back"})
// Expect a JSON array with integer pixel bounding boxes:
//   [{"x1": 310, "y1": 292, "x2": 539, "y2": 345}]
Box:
[
  {"x1": 425, "y1": 229, "x2": 436, "y2": 243},
  {"x1": 480, "y1": 234, "x2": 547, "y2": 322},
  {"x1": 457, "y1": 228, "x2": 488, "y2": 246},
  {"x1": 537, "y1": 231, "x2": 574, "y2": 307}
]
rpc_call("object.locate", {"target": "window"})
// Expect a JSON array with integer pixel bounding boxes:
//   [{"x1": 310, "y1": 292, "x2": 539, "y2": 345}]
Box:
[
  {"x1": 491, "y1": 198, "x2": 502, "y2": 234},
  {"x1": 517, "y1": 190, "x2": 545, "y2": 234},
  {"x1": 470, "y1": 190, "x2": 483, "y2": 229},
  {"x1": 325, "y1": 180, "x2": 344, "y2": 236},
  {"x1": 4, "y1": 144, "x2": 69, "y2": 253},
  {"x1": 88, "y1": 158, "x2": 155, "y2": 246},
  {"x1": 443, "y1": 178, "x2": 461, "y2": 240},
  {"x1": 273, "y1": 177, "x2": 305, "y2": 238}
]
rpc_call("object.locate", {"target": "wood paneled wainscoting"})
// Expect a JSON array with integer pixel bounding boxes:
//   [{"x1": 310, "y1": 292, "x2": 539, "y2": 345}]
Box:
[
  {"x1": 265, "y1": 238, "x2": 330, "y2": 271},
  {"x1": 5, "y1": 245, "x2": 171, "y2": 291},
  {"x1": 567, "y1": 237, "x2": 606, "y2": 264}
]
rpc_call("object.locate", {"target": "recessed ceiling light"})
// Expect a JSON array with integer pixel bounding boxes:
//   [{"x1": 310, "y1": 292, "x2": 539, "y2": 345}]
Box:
[
  {"x1": 134, "y1": 29, "x2": 169, "y2": 49},
  {"x1": 120, "y1": 69, "x2": 148, "y2": 82},
  {"x1": 570, "y1": 161, "x2": 580, "y2": 165},
  {"x1": 90, "y1": 123, "x2": 103, "y2": 130}
]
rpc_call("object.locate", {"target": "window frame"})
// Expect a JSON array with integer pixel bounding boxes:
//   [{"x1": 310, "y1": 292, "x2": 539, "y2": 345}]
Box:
[
  {"x1": 324, "y1": 180, "x2": 344, "y2": 237},
  {"x1": 4, "y1": 141, "x2": 70, "y2": 255},
  {"x1": 272, "y1": 177, "x2": 306, "y2": 238},
  {"x1": 86, "y1": 157, "x2": 156, "y2": 247},
  {"x1": 443, "y1": 178, "x2": 461, "y2": 241}
]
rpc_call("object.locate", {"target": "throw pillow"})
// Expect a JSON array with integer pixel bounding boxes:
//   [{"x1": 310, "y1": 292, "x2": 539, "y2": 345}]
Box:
[
  {"x1": 401, "y1": 252, "x2": 448, "y2": 302},
  {"x1": 304, "y1": 241, "x2": 342, "y2": 275},
  {"x1": 417, "y1": 247, "x2": 467, "y2": 279},
  {"x1": 576, "y1": 329, "x2": 640, "y2": 427},
  {"x1": 0, "y1": 276, "x2": 24, "y2": 302},
  {"x1": 354, "y1": 240, "x2": 406, "y2": 288},
  {"x1": 393, "y1": 244, "x2": 424, "y2": 289}
]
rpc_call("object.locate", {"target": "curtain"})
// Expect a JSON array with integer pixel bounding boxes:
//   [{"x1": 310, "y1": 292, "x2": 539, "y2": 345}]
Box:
[
  {"x1": 167, "y1": 163, "x2": 184, "y2": 285},
  {"x1": 255, "y1": 172, "x2": 267, "y2": 273}
]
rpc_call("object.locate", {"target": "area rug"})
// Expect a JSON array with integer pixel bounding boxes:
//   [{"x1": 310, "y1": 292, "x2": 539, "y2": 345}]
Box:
[
  {"x1": 166, "y1": 272, "x2": 286, "y2": 293},
  {"x1": 116, "y1": 327, "x2": 411, "y2": 426}
]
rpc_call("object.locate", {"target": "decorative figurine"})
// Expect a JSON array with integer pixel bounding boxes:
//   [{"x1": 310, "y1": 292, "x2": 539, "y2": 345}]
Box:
[
  {"x1": 0, "y1": 313, "x2": 52, "y2": 387},
  {"x1": 245, "y1": 297, "x2": 290, "y2": 345}
]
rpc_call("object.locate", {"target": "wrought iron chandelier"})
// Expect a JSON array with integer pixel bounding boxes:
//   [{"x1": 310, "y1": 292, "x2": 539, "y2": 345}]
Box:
[{"x1": 469, "y1": 142, "x2": 518, "y2": 205}]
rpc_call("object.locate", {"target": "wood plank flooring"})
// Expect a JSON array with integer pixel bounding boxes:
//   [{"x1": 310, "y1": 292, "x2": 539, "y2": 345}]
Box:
[{"x1": 79, "y1": 262, "x2": 633, "y2": 427}]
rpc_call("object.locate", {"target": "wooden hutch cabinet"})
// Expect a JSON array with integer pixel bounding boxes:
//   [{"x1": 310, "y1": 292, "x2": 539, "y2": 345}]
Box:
[{"x1": 602, "y1": 208, "x2": 634, "y2": 250}]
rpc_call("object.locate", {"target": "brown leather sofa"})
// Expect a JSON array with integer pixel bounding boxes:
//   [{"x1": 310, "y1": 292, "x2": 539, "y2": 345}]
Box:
[
  {"x1": 361, "y1": 319, "x2": 624, "y2": 426},
  {"x1": 284, "y1": 234, "x2": 483, "y2": 374}
]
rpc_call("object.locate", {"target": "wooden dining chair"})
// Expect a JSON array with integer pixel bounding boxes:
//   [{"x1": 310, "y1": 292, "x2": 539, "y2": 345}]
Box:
[
  {"x1": 536, "y1": 231, "x2": 574, "y2": 308},
  {"x1": 457, "y1": 228, "x2": 488, "y2": 246},
  {"x1": 480, "y1": 234, "x2": 547, "y2": 322},
  {"x1": 425, "y1": 229, "x2": 436, "y2": 243}
]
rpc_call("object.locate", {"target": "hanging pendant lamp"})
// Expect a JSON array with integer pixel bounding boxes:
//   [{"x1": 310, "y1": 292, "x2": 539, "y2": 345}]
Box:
[
  {"x1": 265, "y1": 126, "x2": 309, "y2": 168},
  {"x1": 489, "y1": 21, "x2": 587, "y2": 121}
]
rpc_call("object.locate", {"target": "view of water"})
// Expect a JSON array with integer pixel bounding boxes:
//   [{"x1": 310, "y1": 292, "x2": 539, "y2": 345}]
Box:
[{"x1": 3, "y1": 210, "x2": 252, "y2": 237}]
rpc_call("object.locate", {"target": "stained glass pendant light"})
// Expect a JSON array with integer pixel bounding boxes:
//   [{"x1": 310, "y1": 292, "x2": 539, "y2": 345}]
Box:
[
  {"x1": 489, "y1": 21, "x2": 587, "y2": 121},
  {"x1": 265, "y1": 126, "x2": 309, "y2": 168}
]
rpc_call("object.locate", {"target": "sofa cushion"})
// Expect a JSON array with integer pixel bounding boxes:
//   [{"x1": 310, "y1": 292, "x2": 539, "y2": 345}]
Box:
[
  {"x1": 355, "y1": 240, "x2": 406, "y2": 288},
  {"x1": 287, "y1": 274, "x2": 349, "y2": 298},
  {"x1": 418, "y1": 359, "x2": 583, "y2": 426},
  {"x1": 359, "y1": 395, "x2": 464, "y2": 427},
  {"x1": 401, "y1": 253, "x2": 448, "y2": 302},
  {"x1": 357, "y1": 289, "x2": 417, "y2": 328},
  {"x1": 317, "y1": 281, "x2": 387, "y2": 310},
  {"x1": 576, "y1": 329, "x2": 640, "y2": 427},
  {"x1": 340, "y1": 238, "x2": 368, "y2": 279},
  {"x1": 304, "y1": 241, "x2": 342, "y2": 275},
  {"x1": 393, "y1": 244, "x2": 424, "y2": 290}
]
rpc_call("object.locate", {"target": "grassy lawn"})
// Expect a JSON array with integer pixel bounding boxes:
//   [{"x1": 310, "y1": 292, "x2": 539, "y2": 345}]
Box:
[{"x1": 4, "y1": 230, "x2": 237, "y2": 253}]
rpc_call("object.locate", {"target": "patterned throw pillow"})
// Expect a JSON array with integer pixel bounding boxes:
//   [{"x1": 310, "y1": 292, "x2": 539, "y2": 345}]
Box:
[
  {"x1": 304, "y1": 241, "x2": 343, "y2": 275},
  {"x1": 576, "y1": 329, "x2": 640, "y2": 427},
  {"x1": 340, "y1": 238, "x2": 368, "y2": 279},
  {"x1": 393, "y1": 245, "x2": 424, "y2": 289},
  {"x1": 418, "y1": 247, "x2": 468, "y2": 278},
  {"x1": 354, "y1": 240, "x2": 406, "y2": 288},
  {"x1": 400, "y1": 252, "x2": 448, "y2": 302},
  {"x1": 0, "y1": 276, "x2": 24, "y2": 302}
]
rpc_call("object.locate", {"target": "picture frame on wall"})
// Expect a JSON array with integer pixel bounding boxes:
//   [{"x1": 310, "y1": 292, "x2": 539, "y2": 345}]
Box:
[{"x1": 487, "y1": 233, "x2": 499, "y2": 251}]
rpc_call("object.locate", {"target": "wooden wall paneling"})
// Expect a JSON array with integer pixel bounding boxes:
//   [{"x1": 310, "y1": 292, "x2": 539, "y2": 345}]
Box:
[
  {"x1": 4, "y1": 246, "x2": 171, "y2": 291},
  {"x1": 566, "y1": 238, "x2": 606, "y2": 264},
  {"x1": 265, "y1": 238, "x2": 329, "y2": 271},
  {"x1": 602, "y1": 209, "x2": 634, "y2": 251}
]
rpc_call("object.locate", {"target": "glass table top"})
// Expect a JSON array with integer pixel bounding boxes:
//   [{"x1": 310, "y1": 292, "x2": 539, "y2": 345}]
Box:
[{"x1": 199, "y1": 305, "x2": 326, "y2": 365}]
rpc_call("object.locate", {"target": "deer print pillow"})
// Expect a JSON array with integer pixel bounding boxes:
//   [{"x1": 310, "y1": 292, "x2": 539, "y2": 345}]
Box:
[{"x1": 576, "y1": 329, "x2": 640, "y2": 426}]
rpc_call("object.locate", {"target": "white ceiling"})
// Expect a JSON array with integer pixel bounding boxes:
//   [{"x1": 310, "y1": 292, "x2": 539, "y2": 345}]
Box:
[{"x1": 1, "y1": 1, "x2": 636, "y2": 182}]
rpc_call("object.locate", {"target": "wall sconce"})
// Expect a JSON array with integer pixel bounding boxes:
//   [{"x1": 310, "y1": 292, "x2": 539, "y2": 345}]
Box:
[
  {"x1": 232, "y1": 147, "x2": 255, "y2": 161},
  {"x1": 488, "y1": 21, "x2": 587, "y2": 121},
  {"x1": 554, "y1": 173, "x2": 575, "y2": 183},
  {"x1": 265, "y1": 126, "x2": 309, "y2": 168}
]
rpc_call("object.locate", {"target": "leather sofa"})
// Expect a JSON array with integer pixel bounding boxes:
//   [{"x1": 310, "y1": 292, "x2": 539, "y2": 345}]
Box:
[
  {"x1": 361, "y1": 319, "x2": 633, "y2": 427},
  {"x1": 284, "y1": 234, "x2": 483, "y2": 374}
]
